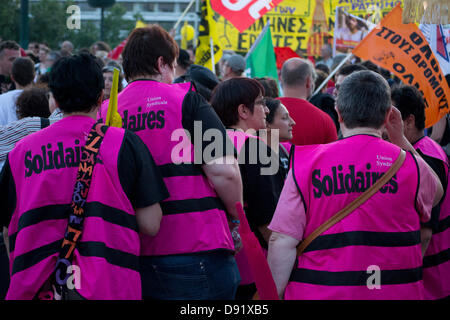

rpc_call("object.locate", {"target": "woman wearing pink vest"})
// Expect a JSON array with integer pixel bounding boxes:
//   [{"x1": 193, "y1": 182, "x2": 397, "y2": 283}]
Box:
[
  {"x1": 98, "y1": 25, "x2": 243, "y2": 300},
  {"x1": 268, "y1": 70, "x2": 443, "y2": 300},
  {"x1": 0, "y1": 53, "x2": 168, "y2": 299},
  {"x1": 392, "y1": 85, "x2": 450, "y2": 300}
]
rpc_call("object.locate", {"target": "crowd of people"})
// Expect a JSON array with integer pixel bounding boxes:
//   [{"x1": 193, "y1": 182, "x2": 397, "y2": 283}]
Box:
[{"x1": 0, "y1": 24, "x2": 448, "y2": 300}]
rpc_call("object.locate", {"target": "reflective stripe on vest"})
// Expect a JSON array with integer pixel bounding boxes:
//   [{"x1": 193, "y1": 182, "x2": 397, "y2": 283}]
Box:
[
  {"x1": 103, "y1": 80, "x2": 234, "y2": 256},
  {"x1": 7, "y1": 116, "x2": 141, "y2": 300},
  {"x1": 287, "y1": 135, "x2": 424, "y2": 300},
  {"x1": 414, "y1": 136, "x2": 450, "y2": 299}
]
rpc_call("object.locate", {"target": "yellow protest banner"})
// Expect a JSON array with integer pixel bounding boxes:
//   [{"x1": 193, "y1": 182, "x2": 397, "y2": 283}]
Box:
[
  {"x1": 353, "y1": 4, "x2": 449, "y2": 128},
  {"x1": 330, "y1": 0, "x2": 403, "y2": 24},
  {"x1": 196, "y1": 0, "x2": 223, "y2": 71},
  {"x1": 214, "y1": 0, "x2": 405, "y2": 57},
  {"x1": 215, "y1": 0, "x2": 334, "y2": 56}
]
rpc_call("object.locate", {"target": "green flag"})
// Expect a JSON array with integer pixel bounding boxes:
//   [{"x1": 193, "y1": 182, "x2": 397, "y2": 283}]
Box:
[{"x1": 245, "y1": 21, "x2": 278, "y2": 82}]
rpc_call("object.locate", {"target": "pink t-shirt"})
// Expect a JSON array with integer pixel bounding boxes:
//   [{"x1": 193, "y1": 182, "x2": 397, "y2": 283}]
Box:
[{"x1": 269, "y1": 156, "x2": 438, "y2": 241}]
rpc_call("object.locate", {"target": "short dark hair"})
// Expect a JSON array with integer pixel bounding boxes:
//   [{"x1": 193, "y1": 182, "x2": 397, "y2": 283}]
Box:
[
  {"x1": 265, "y1": 98, "x2": 281, "y2": 124},
  {"x1": 255, "y1": 77, "x2": 279, "y2": 98},
  {"x1": 0, "y1": 40, "x2": 20, "y2": 56},
  {"x1": 315, "y1": 63, "x2": 330, "y2": 75},
  {"x1": 210, "y1": 77, "x2": 265, "y2": 127},
  {"x1": 49, "y1": 53, "x2": 104, "y2": 113},
  {"x1": 359, "y1": 60, "x2": 380, "y2": 74},
  {"x1": 337, "y1": 64, "x2": 368, "y2": 77},
  {"x1": 16, "y1": 87, "x2": 50, "y2": 119},
  {"x1": 391, "y1": 85, "x2": 426, "y2": 130},
  {"x1": 12, "y1": 57, "x2": 35, "y2": 87},
  {"x1": 337, "y1": 70, "x2": 391, "y2": 129},
  {"x1": 122, "y1": 25, "x2": 179, "y2": 81}
]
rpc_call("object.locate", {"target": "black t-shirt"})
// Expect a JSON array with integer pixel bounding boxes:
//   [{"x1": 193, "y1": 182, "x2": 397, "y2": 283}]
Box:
[
  {"x1": 238, "y1": 136, "x2": 286, "y2": 249},
  {"x1": 182, "y1": 89, "x2": 236, "y2": 162},
  {"x1": 417, "y1": 149, "x2": 448, "y2": 232},
  {"x1": 0, "y1": 130, "x2": 169, "y2": 228}
]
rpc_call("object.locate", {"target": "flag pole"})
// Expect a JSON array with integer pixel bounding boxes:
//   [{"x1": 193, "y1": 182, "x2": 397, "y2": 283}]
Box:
[
  {"x1": 171, "y1": 0, "x2": 196, "y2": 33},
  {"x1": 312, "y1": 53, "x2": 353, "y2": 96},
  {"x1": 210, "y1": 36, "x2": 216, "y2": 75},
  {"x1": 245, "y1": 20, "x2": 271, "y2": 60}
]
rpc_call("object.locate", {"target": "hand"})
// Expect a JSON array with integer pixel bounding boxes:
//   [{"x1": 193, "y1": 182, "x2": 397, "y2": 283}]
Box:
[
  {"x1": 231, "y1": 225, "x2": 243, "y2": 254},
  {"x1": 385, "y1": 106, "x2": 406, "y2": 145}
]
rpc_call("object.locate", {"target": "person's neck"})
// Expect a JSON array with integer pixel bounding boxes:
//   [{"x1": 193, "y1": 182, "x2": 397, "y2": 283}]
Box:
[
  {"x1": 15, "y1": 82, "x2": 32, "y2": 90},
  {"x1": 229, "y1": 121, "x2": 256, "y2": 134},
  {"x1": 282, "y1": 86, "x2": 308, "y2": 100},
  {"x1": 128, "y1": 74, "x2": 160, "y2": 82},
  {"x1": 341, "y1": 126, "x2": 383, "y2": 138},
  {"x1": 63, "y1": 108, "x2": 99, "y2": 120},
  {"x1": 408, "y1": 129, "x2": 425, "y2": 145}
]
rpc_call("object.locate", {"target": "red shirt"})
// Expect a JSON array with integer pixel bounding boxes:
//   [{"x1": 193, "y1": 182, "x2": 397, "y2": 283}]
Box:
[{"x1": 278, "y1": 97, "x2": 337, "y2": 146}]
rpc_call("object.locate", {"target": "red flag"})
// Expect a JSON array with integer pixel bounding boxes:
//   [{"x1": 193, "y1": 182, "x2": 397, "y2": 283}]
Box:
[
  {"x1": 236, "y1": 202, "x2": 279, "y2": 300},
  {"x1": 274, "y1": 47, "x2": 299, "y2": 69},
  {"x1": 210, "y1": 0, "x2": 285, "y2": 33},
  {"x1": 108, "y1": 38, "x2": 127, "y2": 60}
]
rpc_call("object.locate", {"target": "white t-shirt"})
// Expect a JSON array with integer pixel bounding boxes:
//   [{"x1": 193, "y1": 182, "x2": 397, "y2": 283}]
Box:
[{"x1": 0, "y1": 89, "x2": 23, "y2": 126}]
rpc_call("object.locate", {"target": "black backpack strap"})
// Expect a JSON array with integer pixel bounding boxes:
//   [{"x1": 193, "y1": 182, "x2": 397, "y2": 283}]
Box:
[{"x1": 40, "y1": 117, "x2": 50, "y2": 129}]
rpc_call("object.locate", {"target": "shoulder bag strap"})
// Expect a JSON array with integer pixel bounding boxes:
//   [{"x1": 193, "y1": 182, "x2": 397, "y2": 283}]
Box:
[
  {"x1": 296, "y1": 149, "x2": 406, "y2": 257},
  {"x1": 40, "y1": 121, "x2": 108, "y2": 300}
]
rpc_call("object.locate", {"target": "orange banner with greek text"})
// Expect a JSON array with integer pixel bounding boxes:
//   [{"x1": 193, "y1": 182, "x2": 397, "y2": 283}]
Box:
[{"x1": 352, "y1": 4, "x2": 449, "y2": 128}]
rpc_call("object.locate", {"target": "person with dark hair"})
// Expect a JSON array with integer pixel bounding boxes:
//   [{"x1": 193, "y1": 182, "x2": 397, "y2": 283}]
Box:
[
  {"x1": 99, "y1": 24, "x2": 243, "y2": 300},
  {"x1": 268, "y1": 70, "x2": 443, "y2": 300},
  {"x1": 392, "y1": 85, "x2": 450, "y2": 300},
  {"x1": 16, "y1": 87, "x2": 50, "y2": 119},
  {"x1": 333, "y1": 63, "x2": 368, "y2": 97},
  {"x1": 174, "y1": 49, "x2": 192, "y2": 82},
  {"x1": 255, "y1": 77, "x2": 279, "y2": 98},
  {"x1": 0, "y1": 41, "x2": 21, "y2": 94},
  {"x1": 309, "y1": 69, "x2": 339, "y2": 133},
  {"x1": 0, "y1": 53, "x2": 168, "y2": 300},
  {"x1": 265, "y1": 97, "x2": 295, "y2": 181},
  {"x1": 210, "y1": 77, "x2": 282, "y2": 299},
  {"x1": 0, "y1": 57, "x2": 35, "y2": 125},
  {"x1": 315, "y1": 63, "x2": 330, "y2": 75},
  {"x1": 174, "y1": 63, "x2": 220, "y2": 101},
  {"x1": 279, "y1": 57, "x2": 337, "y2": 145}
]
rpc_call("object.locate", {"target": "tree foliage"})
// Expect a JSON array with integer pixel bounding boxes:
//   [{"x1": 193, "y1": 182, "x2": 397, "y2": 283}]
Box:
[
  {"x1": 0, "y1": 0, "x2": 20, "y2": 42},
  {"x1": 8, "y1": 0, "x2": 137, "y2": 51}
]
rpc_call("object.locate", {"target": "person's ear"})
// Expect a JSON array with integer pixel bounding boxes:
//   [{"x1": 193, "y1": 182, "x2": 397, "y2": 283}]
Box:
[
  {"x1": 97, "y1": 91, "x2": 104, "y2": 106},
  {"x1": 404, "y1": 114, "x2": 415, "y2": 130},
  {"x1": 156, "y1": 56, "x2": 165, "y2": 74},
  {"x1": 335, "y1": 105, "x2": 344, "y2": 123},
  {"x1": 237, "y1": 104, "x2": 249, "y2": 120}
]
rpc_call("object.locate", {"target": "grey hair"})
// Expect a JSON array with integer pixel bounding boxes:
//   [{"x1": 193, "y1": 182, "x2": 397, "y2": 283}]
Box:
[
  {"x1": 281, "y1": 58, "x2": 316, "y2": 87},
  {"x1": 336, "y1": 70, "x2": 391, "y2": 129}
]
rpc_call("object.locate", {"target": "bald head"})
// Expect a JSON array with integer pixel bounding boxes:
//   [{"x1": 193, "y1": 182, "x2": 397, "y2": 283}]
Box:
[{"x1": 281, "y1": 58, "x2": 316, "y2": 99}]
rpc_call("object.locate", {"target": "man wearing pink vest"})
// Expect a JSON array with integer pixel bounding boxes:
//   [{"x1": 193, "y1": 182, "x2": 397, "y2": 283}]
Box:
[
  {"x1": 268, "y1": 70, "x2": 443, "y2": 300},
  {"x1": 392, "y1": 85, "x2": 450, "y2": 300},
  {"x1": 98, "y1": 25, "x2": 243, "y2": 300},
  {"x1": 0, "y1": 53, "x2": 168, "y2": 299}
]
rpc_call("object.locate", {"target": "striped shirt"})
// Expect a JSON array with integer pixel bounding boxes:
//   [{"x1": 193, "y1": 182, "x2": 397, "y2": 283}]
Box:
[{"x1": 0, "y1": 110, "x2": 62, "y2": 172}]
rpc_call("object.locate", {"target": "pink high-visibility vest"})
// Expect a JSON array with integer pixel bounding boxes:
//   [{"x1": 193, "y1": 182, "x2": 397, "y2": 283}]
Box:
[
  {"x1": 7, "y1": 116, "x2": 141, "y2": 300},
  {"x1": 287, "y1": 135, "x2": 424, "y2": 300},
  {"x1": 100, "y1": 80, "x2": 234, "y2": 256},
  {"x1": 414, "y1": 136, "x2": 450, "y2": 299}
]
